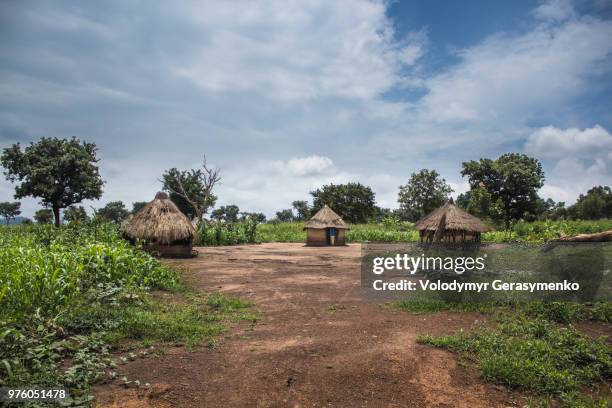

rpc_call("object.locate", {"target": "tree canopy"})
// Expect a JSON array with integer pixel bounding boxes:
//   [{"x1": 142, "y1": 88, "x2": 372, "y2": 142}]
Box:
[
  {"x1": 97, "y1": 201, "x2": 130, "y2": 223},
  {"x1": 161, "y1": 157, "x2": 220, "y2": 223},
  {"x1": 461, "y1": 153, "x2": 545, "y2": 227},
  {"x1": 211, "y1": 205, "x2": 240, "y2": 223},
  {"x1": 131, "y1": 201, "x2": 148, "y2": 214},
  {"x1": 292, "y1": 200, "x2": 310, "y2": 221},
  {"x1": 310, "y1": 182, "x2": 376, "y2": 223},
  {"x1": 63, "y1": 206, "x2": 89, "y2": 224},
  {"x1": 0, "y1": 202, "x2": 21, "y2": 225},
  {"x1": 397, "y1": 169, "x2": 453, "y2": 221},
  {"x1": 34, "y1": 209, "x2": 53, "y2": 224},
  {"x1": 568, "y1": 186, "x2": 612, "y2": 219},
  {"x1": 1, "y1": 137, "x2": 104, "y2": 226}
]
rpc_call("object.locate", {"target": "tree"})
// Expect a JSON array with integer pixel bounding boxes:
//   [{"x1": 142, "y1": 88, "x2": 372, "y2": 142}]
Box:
[
  {"x1": 461, "y1": 153, "x2": 545, "y2": 227},
  {"x1": 461, "y1": 183, "x2": 503, "y2": 222},
  {"x1": 63, "y1": 205, "x2": 89, "y2": 223},
  {"x1": 240, "y1": 212, "x2": 267, "y2": 223},
  {"x1": 291, "y1": 200, "x2": 310, "y2": 221},
  {"x1": 0, "y1": 202, "x2": 21, "y2": 225},
  {"x1": 310, "y1": 182, "x2": 376, "y2": 223},
  {"x1": 397, "y1": 169, "x2": 453, "y2": 221},
  {"x1": 275, "y1": 209, "x2": 294, "y2": 222},
  {"x1": 211, "y1": 205, "x2": 240, "y2": 223},
  {"x1": 1, "y1": 137, "x2": 104, "y2": 226},
  {"x1": 131, "y1": 201, "x2": 148, "y2": 214},
  {"x1": 569, "y1": 186, "x2": 612, "y2": 219},
  {"x1": 34, "y1": 209, "x2": 53, "y2": 224},
  {"x1": 97, "y1": 201, "x2": 130, "y2": 223},
  {"x1": 161, "y1": 157, "x2": 220, "y2": 223}
]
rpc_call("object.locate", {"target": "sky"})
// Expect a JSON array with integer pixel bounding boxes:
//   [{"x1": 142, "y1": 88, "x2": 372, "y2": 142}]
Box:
[{"x1": 1, "y1": 0, "x2": 612, "y2": 218}]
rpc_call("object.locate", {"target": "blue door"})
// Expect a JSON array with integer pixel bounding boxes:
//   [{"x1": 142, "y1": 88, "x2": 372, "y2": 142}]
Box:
[{"x1": 326, "y1": 228, "x2": 337, "y2": 245}]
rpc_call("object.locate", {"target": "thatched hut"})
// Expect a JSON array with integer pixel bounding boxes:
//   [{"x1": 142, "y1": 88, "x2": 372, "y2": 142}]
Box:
[
  {"x1": 415, "y1": 201, "x2": 491, "y2": 245},
  {"x1": 304, "y1": 205, "x2": 348, "y2": 246},
  {"x1": 122, "y1": 192, "x2": 196, "y2": 258}
]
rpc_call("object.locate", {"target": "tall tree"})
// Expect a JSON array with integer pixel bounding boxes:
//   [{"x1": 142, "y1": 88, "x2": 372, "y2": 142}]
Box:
[
  {"x1": 1, "y1": 137, "x2": 104, "y2": 226},
  {"x1": 97, "y1": 201, "x2": 130, "y2": 223},
  {"x1": 63, "y1": 205, "x2": 89, "y2": 223},
  {"x1": 34, "y1": 209, "x2": 53, "y2": 224},
  {"x1": 569, "y1": 186, "x2": 612, "y2": 219},
  {"x1": 291, "y1": 200, "x2": 310, "y2": 221},
  {"x1": 161, "y1": 156, "x2": 220, "y2": 222},
  {"x1": 461, "y1": 153, "x2": 545, "y2": 227},
  {"x1": 211, "y1": 205, "x2": 240, "y2": 223},
  {"x1": 275, "y1": 209, "x2": 294, "y2": 222},
  {"x1": 0, "y1": 202, "x2": 21, "y2": 225},
  {"x1": 131, "y1": 201, "x2": 148, "y2": 214},
  {"x1": 310, "y1": 182, "x2": 376, "y2": 223},
  {"x1": 397, "y1": 169, "x2": 453, "y2": 221}
]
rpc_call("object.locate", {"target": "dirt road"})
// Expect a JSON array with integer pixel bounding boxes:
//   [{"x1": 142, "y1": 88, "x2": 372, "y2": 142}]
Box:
[{"x1": 95, "y1": 243, "x2": 521, "y2": 407}]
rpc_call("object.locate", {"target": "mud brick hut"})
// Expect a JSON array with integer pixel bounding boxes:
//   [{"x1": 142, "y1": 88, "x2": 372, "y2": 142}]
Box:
[
  {"x1": 304, "y1": 205, "x2": 348, "y2": 246},
  {"x1": 415, "y1": 200, "x2": 491, "y2": 245},
  {"x1": 122, "y1": 192, "x2": 196, "y2": 258}
]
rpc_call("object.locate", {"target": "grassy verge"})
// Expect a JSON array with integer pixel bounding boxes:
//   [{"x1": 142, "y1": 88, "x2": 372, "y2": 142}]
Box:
[
  {"x1": 406, "y1": 302, "x2": 611, "y2": 407},
  {"x1": 0, "y1": 224, "x2": 255, "y2": 405}
]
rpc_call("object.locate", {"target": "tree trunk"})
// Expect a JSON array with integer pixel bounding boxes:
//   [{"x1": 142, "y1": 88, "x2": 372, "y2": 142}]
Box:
[{"x1": 53, "y1": 206, "x2": 61, "y2": 227}]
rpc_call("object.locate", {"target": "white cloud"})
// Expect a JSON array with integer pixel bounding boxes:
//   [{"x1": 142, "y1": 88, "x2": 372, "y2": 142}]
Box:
[
  {"x1": 172, "y1": 0, "x2": 425, "y2": 101},
  {"x1": 416, "y1": 13, "x2": 612, "y2": 125},
  {"x1": 532, "y1": 0, "x2": 576, "y2": 22},
  {"x1": 525, "y1": 125, "x2": 612, "y2": 158},
  {"x1": 281, "y1": 155, "x2": 335, "y2": 177}
]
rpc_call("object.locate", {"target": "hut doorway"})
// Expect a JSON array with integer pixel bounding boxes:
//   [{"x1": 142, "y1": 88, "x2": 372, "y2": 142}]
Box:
[{"x1": 326, "y1": 227, "x2": 337, "y2": 245}]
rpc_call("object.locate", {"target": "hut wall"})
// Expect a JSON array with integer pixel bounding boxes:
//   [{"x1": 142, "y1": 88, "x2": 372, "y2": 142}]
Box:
[
  {"x1": 144, "y1": 241, "x2": 193, "y2": 258},
  {"x1": 306, "y1": 228, "x2": 347, "y2": 246},
  {"x1": 336, "y1": 229, "x2": 346, "y2": 245},
  {"x1": 306, "y1": 228, "x2": 327, "y2": 246}
]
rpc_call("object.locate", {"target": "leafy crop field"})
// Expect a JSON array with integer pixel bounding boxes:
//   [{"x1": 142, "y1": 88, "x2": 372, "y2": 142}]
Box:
[
  {"x1": 0, "y1": 224, "x2": 254, "y2": 404},
  {"x1": 256, "y1": 219, "x2": 612, "y2": 244}
]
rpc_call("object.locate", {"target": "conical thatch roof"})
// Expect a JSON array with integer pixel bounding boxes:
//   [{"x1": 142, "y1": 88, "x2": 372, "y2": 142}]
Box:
[
  {"x1": 304, "y1": 205, "x2": 348, "y2": 229},
  {"x1": 414, "y1": 202, "x2": 491, "y2": 233},
  {"x1": 122, "y1": 192, "x2": 195, "y2": 244}
]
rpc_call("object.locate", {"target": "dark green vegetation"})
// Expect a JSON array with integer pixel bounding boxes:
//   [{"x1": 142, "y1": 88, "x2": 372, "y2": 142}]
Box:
[
  {"x1": 397, "y1": 169, "x2": 454, "y2": 222},
  {"x1": 1, "y1": 137, "x2": 104, "y2": 227},
  {"x1": 195, "y1": 218, "x2": 259, "y2": 245},
  {"x1": 0, "y1": 223, "x2": 254, "y2": 404},
  {"x1": 411, "y1": 302, "x2": 611, "y2": 407},
  {"x1": 310, "y1": 182, "x2": 377, "y2": 223},
  {"x1": 257, "y1": 219, "x2": 612, "y2": 243},
  {"x1": 0, "y1": 201, "x2": 21, "y2": 225}
]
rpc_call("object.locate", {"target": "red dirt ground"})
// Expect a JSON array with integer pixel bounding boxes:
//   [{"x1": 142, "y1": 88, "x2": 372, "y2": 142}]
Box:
[{"x1": 94, "y1": 243, "x2": 523, "y2": 407}]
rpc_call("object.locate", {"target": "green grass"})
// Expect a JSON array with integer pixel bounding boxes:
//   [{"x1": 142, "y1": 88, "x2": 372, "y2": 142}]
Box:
[
  {"x1": 413, "y1": 303, "x2": 611, "y2": 406},
  {"x1": 257, "y1": 219, "x2": 612, "y2": 244},
  {"x1": 0, "y1": 223, "x2": 254, "y2": 402}
]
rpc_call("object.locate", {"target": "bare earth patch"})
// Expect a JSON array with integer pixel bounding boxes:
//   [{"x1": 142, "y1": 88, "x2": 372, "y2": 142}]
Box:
[{"x1": 94, "y1": 243, "x2": 523, "y2": 407}]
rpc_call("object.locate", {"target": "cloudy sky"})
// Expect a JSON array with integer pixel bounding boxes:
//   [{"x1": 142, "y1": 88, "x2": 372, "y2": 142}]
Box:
[{"x1": 1, "y1": 0, "x2": 612, "y2": 218}]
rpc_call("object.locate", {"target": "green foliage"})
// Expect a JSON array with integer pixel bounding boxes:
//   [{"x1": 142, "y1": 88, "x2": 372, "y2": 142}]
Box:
[
  {"x1": 0, "y1": 223, "x2": 253, "y2": 398},
  {"x1": 1, "y1": 137, "x2": 104, "y2": 226},
  {"x1": 211, "y1": 204, "x2": 240, "y2": 223},
  {"x1": 275, "y1": 208, "x2": 294, "y2": 222},
  {"x1": 96, "y1": 200, "x2": 130, "y2": 223},
  {"x1": 461, "y1": 153, "x2": 545, "y2": 227},
  {"x1": 63, "y1": 205, "x2": 90, "y2": 224},
  {"x1": 34, "y1": 208, "x2": 53, "y2": 224},
  {"x1": 417, "y1": 306, "x2": 612, "y2": 406},
  {"x1": 161, "y1": 165, "x2": 218, "y2": 221},
  {"x1": 195, "y1": 218, "x2": 259, "y2": 245},
  {"x1": 292, "y1": 200, "x2": 310, "y2": 221},
  {"x1": 0, "y1": 201, "x2": 21, "y2": 225},
  {"x1": 509, "y1": 219, "x2": 612, "y2": 242},
  {"x1": 131, "y1": 201, "x2": 148, "y2": 214},
  {"x1": 397, "y1": 169, "x2": 453, "y2": 221},
  {"x1": 569, "y1": 186, "x2": 612, "y2": 220},
  {"x1": 310, "y1": 182, "x2": 376, "y2": 223}
]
